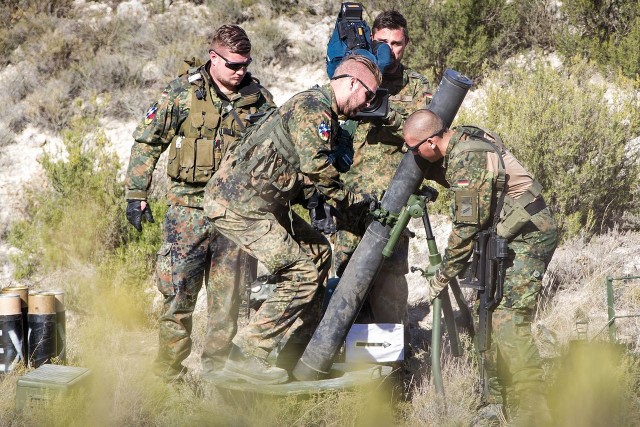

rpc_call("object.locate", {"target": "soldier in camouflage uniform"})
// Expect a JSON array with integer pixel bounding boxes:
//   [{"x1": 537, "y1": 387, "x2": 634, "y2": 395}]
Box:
[
  {"x1": 333, "y1": 11, "x2": 432, "y2": 334},
  {"x1": 404, "y1": 110, "x2": 557, "y2": 426},
  {"x1": 124, "y1": 25, "x2": 276, "y2": 381},
  {"x1": 203, "y1": 54, "x2": 382, "y2": 385}
]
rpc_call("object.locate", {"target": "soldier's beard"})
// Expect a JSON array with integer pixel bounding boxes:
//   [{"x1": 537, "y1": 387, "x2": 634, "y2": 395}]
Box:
[{"x1": 341, "y1": 98, "x2": 366, "y2": 118}]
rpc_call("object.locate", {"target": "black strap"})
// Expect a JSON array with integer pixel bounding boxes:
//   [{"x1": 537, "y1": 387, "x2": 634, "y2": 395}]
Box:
[
  {"x1": 221, "y1": 101, "x2": 246, "y2": 131},
  {"x1": 525, "y1": 197, "x2": 547, "y2": 216}
]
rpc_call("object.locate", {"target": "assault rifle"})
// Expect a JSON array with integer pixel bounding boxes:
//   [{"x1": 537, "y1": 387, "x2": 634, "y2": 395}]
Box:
[{"x1": 461, "y1": 230, "x2": 508, "y2": 352}]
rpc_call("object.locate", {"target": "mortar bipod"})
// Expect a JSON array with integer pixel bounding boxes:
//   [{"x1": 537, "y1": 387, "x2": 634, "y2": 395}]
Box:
[{"x1": 405, "y1": 186, "x2": 466, "y2": 395}]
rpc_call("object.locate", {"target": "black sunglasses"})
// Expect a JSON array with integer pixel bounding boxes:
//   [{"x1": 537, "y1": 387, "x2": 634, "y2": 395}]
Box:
[
  {"x1": 331, "y1": 74, "x2": 376, "y2": 103},
  {"x1": 405, "y1": 128, "x2": 445, "y2": 153},
  {"x1": 210, "y1": 49, "x2": 252, "y2": 71}
]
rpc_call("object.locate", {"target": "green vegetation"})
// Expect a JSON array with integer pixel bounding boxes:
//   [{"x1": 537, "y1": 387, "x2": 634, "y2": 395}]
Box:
[
  {"x1": 363, "y1": 0, "x2": 639, "y2": 83},
  {"x1": 405, "y1": 0, "x2": 556, "y2": 83},
  {"x1": 559, "y1": 0, "x2": 640, "y2": 79},
  {"x1": 7, "y1": 113, "x2": 165, "y2": 324},
  {"x1": 1, "y1": 1, "x2": 639, "y2": 425},
  {"x1": 458, "y1": 57, "x2": 640, "y2": 238}
]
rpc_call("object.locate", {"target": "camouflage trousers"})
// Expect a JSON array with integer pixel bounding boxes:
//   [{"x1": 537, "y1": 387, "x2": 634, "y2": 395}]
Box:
[
  {"x1": 334, "y1": 205, "x2": 409, "y2": 327},
  {"x1": 210, "y1": 205, "x2": 331, "y2": 359},
  {"x1": 153, "y1": 205, "x2": 257, "y2": 380},
  {"x1": 481, "y1": 207, "x2": 558, "y2": 426}
]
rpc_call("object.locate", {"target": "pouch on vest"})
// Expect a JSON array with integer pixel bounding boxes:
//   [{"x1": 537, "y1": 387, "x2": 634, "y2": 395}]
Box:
[
  {"x1": 219, "y1": 128, "x2": 237, "y2": 153},
  {"x1": 453, "y1": 189, "x2": 479, "y2": 225},
  {"x1": 167, "y1": 136, "x2": 181, "y2": 179},
  {"x1": 496, "y1": 196, "x2": 532, "y2": 240},
  {"x1": 166, "y1": 136, "x2": 216, "y2": 183},
  {"x1": 195, "y1": 138, "x2": 216, "y2": 181},
  {"x1": 249, "y1": 149, "x2": 301, "y2": 204}
]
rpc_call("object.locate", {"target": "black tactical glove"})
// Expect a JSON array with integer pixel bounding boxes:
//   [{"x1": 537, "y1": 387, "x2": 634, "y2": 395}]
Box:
[
  {"x1": 325, "y1": 145, "x2": 354, "y2": 173},
  {"x1": 352, "y1": 193, "x2": 379, "y2": 212},
  {"x1": 320, "y1": 120, "x2": 356, "y2": 173},
  {"x1": 126, "y1": 200, "x2": 155, "y2": 232},
  {"x1": 309, "y1": 202, "x2": 338, "y2": 235}
]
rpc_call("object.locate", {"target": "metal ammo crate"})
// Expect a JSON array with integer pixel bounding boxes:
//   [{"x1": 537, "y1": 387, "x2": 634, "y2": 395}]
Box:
[{"x1": 16, "y1": 364, "x2": 91, "y2": 411}]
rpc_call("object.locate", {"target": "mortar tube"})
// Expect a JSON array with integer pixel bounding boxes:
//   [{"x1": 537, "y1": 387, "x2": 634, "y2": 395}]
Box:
[
  {"x1": 0, "y1": 294, "x2": 24, "y2": 373},
  {"x1": 293, "y1": 69, "x2": 473, "y2": 380},
  {"x1": 50, "y1": 290, "x2": 66, "y2": 363},
  {"x1": 2, "y1": 286, "x2": 29, "y2": 359},
  {"x1": 27, "y1": 293, "x2": 57, "y2": 368}
]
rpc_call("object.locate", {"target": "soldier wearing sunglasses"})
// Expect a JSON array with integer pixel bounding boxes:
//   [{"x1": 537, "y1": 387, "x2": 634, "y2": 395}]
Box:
[
  {"x1": 203, "y1": 54, "x2": 381, "y2": 385},
  {"x1": 124, "y1": 24, "x2": 275, "y2": 382},
  {"x1": 404, "y1": 109, "x2": 557, "y2": 425}
]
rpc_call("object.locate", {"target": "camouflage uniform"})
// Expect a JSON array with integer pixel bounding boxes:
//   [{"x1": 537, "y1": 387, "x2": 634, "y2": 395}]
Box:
[
  {"x1": 433, "y1": 126, "x2": 558, "y2": 425},
  {"x1": 124, "y1": 61, "x2": 275, "y2": 380},
  {"x1": 335, "y1": 65, "x2": 432, "y2": 327},
  {"x1": 203, "y1": 84, "x2": 363, "y2": 360}
]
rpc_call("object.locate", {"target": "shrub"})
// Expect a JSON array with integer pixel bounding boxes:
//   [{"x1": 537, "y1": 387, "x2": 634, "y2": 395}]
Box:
[
  {"x1": 7, "y1": 113, "x2": 164, "y2": 323},
  {"x1": 458, "y1": 56, "x2": 640, "y2": 239},
  {"x1": 0, "y1": 1, "x2": 73, "y2": 63},
  {"x1": 558, "y1": 0, "x2": 640, "y2": 80},
  {"x1": 247, "y1": 17, "x2": 290, "y2": 65},
  {"x1": 8, "y1": 115, "x2": 121, "y2": 275},
  {"x1": 365, "y1": 0, "x2": 558, "y2": 83}
]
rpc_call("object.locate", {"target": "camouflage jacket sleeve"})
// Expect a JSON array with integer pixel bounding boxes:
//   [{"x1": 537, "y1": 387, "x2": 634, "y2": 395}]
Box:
[
  {"x1": 440, "y1": 141, "x2": 496, "y2": 279},
  {"x1": 286, "y1": 89, "x2": 361, "y2": 206},
  {"x1": 124, "y1": 78, "x2": 187, "y2": 200}
]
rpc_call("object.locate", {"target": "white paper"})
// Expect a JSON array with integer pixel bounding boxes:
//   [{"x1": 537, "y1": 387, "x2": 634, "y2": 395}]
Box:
[{"x1": 345, "y1": 323, "x2": 404, "y2": 363}]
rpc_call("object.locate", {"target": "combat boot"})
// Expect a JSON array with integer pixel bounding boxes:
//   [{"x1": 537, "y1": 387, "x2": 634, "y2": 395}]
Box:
[
  {"x1": 477, "y1": 403, "x2": 508, "y2": 426},
  {"x1": 224, "y1": 345, "x2": 289, "y2": 385}
]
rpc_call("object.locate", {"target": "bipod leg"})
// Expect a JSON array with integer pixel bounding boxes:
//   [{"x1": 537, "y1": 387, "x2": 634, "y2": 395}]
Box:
[
  {"x1": 431, "y1": 294, "x2": 445, "y2": 396},
  {"x1": 440, "y1": 288, "x2": 462, "y2": 357},
  {"x1": 449, "y1": 279, "x2": 475, "y2": 338}
]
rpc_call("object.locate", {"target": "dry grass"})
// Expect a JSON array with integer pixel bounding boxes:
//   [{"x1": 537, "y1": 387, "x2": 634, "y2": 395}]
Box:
[
  {"x1": 536, "y1": 228, "x2": 640, "y2": 356},
  {"x1": 2, "y1": 192, "x2": 640, "y2": 425}
]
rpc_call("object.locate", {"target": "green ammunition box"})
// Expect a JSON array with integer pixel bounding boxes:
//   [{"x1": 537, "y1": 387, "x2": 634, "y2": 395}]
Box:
[{"x1": 16, "y1": 364, "x2": 91, "y2": 411}]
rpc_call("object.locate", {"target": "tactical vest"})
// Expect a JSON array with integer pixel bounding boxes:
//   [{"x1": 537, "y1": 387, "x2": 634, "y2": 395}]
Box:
[
  {"x1": 233, "y1": 86, "x2": 331, "y2": 205},
  {"x1": 452, "y1": 126, "x2": 544, "y2": 239},
  {"x1": 166, "y1": 61, "x2": 262, "y2": 183}
]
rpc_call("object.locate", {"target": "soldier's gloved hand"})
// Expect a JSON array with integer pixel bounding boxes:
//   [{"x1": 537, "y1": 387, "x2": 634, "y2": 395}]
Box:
[
  {"x1": 323, "y1": 125, "x2": 355, "y2": 173},
  {"x1": 354, "y1": 193, "x2": 379, "y2": 211},
  {"x1": 325, "y1": 150, "x2": 353, "y2": 173},
  {"x1": 424, "y1": 263, "x2": 442, "y2": 278},
  {"x1": 126, "y1": 200, "x2": 155, "y2": 232},
  {"x1": 426, "y1": 271, "x2": 449, "y2": 303},
  {"x1": 310, "y1": 203, "x2": 338, "y2": 235}
]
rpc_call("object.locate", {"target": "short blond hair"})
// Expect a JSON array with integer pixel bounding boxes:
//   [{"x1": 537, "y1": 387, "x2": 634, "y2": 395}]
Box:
[{"x1": 335, "y1": 54, "x2": 383, "y2": 86}]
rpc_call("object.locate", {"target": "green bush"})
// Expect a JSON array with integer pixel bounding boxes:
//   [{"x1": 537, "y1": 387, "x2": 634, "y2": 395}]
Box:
[
  {"x1": 9, "y1": 116, "x2": 120, "y2": 275},
  {"x1": 559, "y1": 0, "x2": 640, "y2": 80},
  {"x1": 7, "y1": 114, "x2": 164, "y2": 323},
  {"x1": 458, "y1": 56, "x2": 640, "y2": 239},
  {"x1": 360, "y1": 0, "x2": 557, "y2": 83}
]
